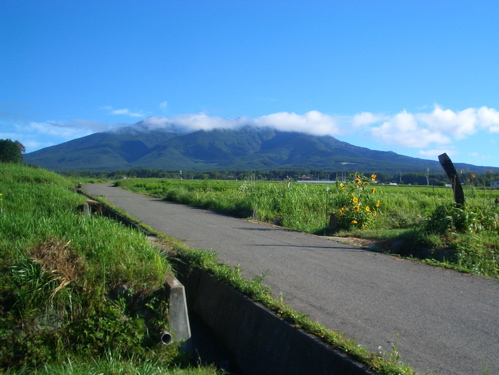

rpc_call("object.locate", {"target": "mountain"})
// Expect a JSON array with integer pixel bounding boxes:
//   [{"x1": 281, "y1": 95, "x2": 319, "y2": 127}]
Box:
[{"x1": 23, "y1": 117, "x2": 493, "y2": 173}]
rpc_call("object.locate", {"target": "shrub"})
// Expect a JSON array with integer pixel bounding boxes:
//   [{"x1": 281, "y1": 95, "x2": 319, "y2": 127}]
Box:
[{"x1": 332, "y1": 173, "x2": 380, "y2": 231}]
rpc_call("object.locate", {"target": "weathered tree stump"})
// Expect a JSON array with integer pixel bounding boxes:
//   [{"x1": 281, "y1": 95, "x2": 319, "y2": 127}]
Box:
[
  {"x1": 329, "y1": 213, "x2": 338, "y2": 231},
  {"x1": 438, "y1": 153, "x2": 465, "y2": 205}
]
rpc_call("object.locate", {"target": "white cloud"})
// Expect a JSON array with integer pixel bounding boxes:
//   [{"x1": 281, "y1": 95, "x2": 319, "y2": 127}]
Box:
[
  {"x1": 416, "y1": 105, "x2": 499, "y2": 139},
  {"x1": 136, "y1": 106, "x2": 499, "y2": 151},
  {"x1": 21, "y1": 139, "x2": 52, "y2": 151},
  {"x1": 159, "y1": 101, "x2": 168, "y2": 112},
  {"x1": 476, "y1": 106, "x2": 499, "y2": 127},
  {"x1": 16, "y1": 119, "x2": 123, "y2": 141},
  {"x1": 24, "y1": 121, "x2": 92, "y2": 139},
  {"x1": 172, "y1": 113, "x2": 250, "y2": 131},
  {"x1": 253, "y1": 110, "x2": 340, "y2": 136},
  {"x1": 418, "y1": 106, "x2": 477, "y2": 140},
  {"x1": 359, "y1": 105, "x2": 499, "y2": 149},
  {"x1": 28, "y1": 119, "x2": 113, "y2": 138},
  {"x1": 164, "y1": 110, "x2": 341, "y2": 136},
  {"x1": 419, "y1": 149, "x2": 456, "y2": 158},
  {"x1": 8, "y1": 119, "x2": 128, "y2": 152},
  {"x1": 0, "y1": 127, "x2": 55, "y2": 152},
  {"x1": 110, "y1": 108, "x2": 144, "y2": 117},
  {"x1": 101, "y1": 106, "x2": 145, "y2": 118},
  {"x1": 9, "y1": 105, "x2": 499, "y2": 157},
  {"x1": 369, "y1": 110, "x2": 451, "y2": 148},
  {"x1": 351, "y1": 112, "x2": 385, "y2": 128},
  {"x1": 139, "y1": 116, "x2": 172, "y2": 130}
]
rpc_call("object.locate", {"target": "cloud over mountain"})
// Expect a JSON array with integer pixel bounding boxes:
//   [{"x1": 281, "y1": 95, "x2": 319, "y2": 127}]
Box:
[
  {"x1": 11, "y1": 106, "x2": 499, "y2": 158},
  {"x1": 156, "y1": 106, "x2": 499, "y2": 151}
]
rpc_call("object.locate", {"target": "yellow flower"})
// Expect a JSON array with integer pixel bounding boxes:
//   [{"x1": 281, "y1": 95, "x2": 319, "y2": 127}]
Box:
[
  {"x1": 375, "y1": 200, "x2": 380, "y2": 207},
  {"x1": 365, "y1": 206, "x2": 370, "y2": 211},
  {"x1": 351, "y1": 220, "x2": 358, "y2": 224},
  {"x1": 371, "y1": 188, "x2": 376, "y2": 194},
  {"x1": 339, "y1": 183, "x2": 345, "y2": 190},
  {"x1": 353, "y1": 206, "x2": 360, "y2": 211},
  {"x1": 352, "y1": 196, "x2": 359, "y2": 203},
  {"x1": 371, "y1": 174, "x2": 377, "y2": 181}
]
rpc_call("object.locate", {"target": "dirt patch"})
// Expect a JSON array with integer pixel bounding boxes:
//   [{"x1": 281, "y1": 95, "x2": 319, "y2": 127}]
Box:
[
  {"x1": 326, "y1": 236, "x2": 380, "y2": 249},
  {"x1": 245, "y1": 219, "x2": 389, "y2": 251},
  {"x1": 30, "y1": 240, "x2": 87, "y2": 297}
]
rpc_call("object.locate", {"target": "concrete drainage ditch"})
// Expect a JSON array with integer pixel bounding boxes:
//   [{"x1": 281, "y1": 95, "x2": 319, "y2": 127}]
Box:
[{"x1": 80, "y1": 193, "x2": 374, "y2": 375}]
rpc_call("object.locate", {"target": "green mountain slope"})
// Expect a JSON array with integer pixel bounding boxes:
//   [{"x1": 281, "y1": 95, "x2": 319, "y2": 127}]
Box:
[{"x1": 24, "y1": 120, "x2": 494, "y2": 173}]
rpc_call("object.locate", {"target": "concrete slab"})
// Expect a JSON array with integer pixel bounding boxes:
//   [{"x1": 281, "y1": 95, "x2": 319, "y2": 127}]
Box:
[{"x1": 176, "y1": 263, "x2": 374, "y2": 375}]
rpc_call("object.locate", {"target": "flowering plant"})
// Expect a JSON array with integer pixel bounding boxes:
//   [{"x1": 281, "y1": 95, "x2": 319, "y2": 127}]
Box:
[{"x1": 333, "y1": 173, "x2": 380, "y2": 230}]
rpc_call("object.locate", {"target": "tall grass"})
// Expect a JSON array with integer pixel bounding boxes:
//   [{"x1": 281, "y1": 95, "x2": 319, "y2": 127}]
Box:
[
  {"x1": 115, "y1": 177, "x2": 499, "y2": 278},
  {"x1": 0, "y1": 169, "x2": 169, "y2": 291},
  {"x1": 0, "y1": 164, "x2": 212, "y2": 373},
  {"x1": 5, "y1": 354, "x2": 220, "y2": 375}
]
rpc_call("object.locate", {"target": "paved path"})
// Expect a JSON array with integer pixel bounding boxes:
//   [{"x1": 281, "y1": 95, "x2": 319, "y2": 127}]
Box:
[{"x1": 85, "y1": 183, "x2": 499, "y2": 375}]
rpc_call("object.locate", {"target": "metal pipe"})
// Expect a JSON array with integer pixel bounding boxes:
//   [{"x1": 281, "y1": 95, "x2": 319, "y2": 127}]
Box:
[{"x1": 160, "y1": 331, "x2": 173, "y2": 345}]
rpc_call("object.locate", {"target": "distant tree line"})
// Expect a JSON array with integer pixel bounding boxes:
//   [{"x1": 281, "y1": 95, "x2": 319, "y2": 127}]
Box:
[
  {"x1": 0, "y1": 139, "x2": 25, "y2": 164},
  {"x1": 60, "y1": 168, "x2": 499, "y2": 187}
]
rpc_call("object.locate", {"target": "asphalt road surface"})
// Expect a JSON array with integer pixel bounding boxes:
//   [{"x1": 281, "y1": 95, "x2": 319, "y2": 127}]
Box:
[{"x1": 85, "y1": 183, "x2": 499, "y2": 375}]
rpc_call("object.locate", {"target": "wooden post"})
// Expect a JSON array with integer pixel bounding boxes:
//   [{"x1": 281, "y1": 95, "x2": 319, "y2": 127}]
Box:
[{"x1": 438, "y1": 153, "x2": 465, "y2": 205}]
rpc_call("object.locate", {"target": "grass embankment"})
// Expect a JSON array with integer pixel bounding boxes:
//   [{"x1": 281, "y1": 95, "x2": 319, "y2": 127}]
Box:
[
  {"x1": 96, "y1": 175, "x2": 497, "y2": 374},
  {"x1": 83, "y1": 179, "x2": 419, "y2": 375},
  {"x1": 115, "y1": 177, "x2": 499, "y2": 279},
  {"x1": 155, "y1": 236, "x2": 415, "y2": 375},
  {"x1": 0, "y1": 164, "x2": 219, "y2": 375}
]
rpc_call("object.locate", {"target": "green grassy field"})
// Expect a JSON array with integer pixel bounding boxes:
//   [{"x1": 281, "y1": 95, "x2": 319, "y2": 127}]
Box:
[
  {"x1": 0, "y1": 164, "x2": 220, "y2": 374},
  {"x1": 115, "y1": 175, "x2": 499, "y2": 279}
]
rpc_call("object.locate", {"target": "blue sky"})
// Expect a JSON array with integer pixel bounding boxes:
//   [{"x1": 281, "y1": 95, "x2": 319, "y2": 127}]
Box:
[{"x1": 1, "y1": 0, "x2": 499, "y2": 169}]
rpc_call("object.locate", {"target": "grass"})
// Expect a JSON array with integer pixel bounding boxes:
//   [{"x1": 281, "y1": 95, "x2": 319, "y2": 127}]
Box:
[
  {"x1": 5, "y1": 354, "x2": 219, "y2": 375},
  {"x1": 0, "y1": 164, "x2": 222, "y2": 374},
  {"x1": 86, "y1": 179, "x2": 420, "y2": 374},
  {"x1": 155, "y1": 235, "x2": 418, "y2": 375},
  {"x1": 84, "y1": 175, "x2": 498, "y2": 374},
  {"x1": 115, "y1": 176, "x2": 499, "y2": 279}
]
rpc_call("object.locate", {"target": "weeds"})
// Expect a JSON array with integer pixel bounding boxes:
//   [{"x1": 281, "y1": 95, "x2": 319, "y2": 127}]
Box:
[
  {"x1": 332, "y1": 173, "x2": 380, "y2": 230},
  {"x1": 116, "y1": 175, "x2": 499, "y2": 278},
  {"x1": 0, "y1": 164, "x2": 213, "y2": 373},
  {"x1": 171, "y1": 243, "x2": 416, "y2": 375}
]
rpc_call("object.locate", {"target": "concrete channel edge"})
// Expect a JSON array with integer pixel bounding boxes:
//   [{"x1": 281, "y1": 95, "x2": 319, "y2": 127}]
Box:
[
  {"x1": 175, "y1": 262, "x2": 374, "y2": 375},
  {"x1": 80, "y1": 191, "x2": 374, "y2": 375}
]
